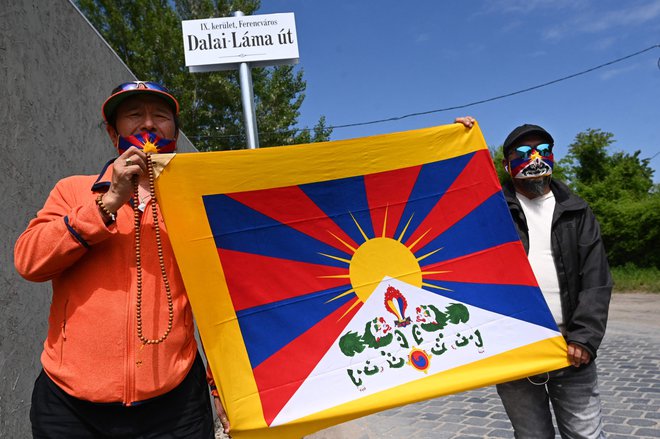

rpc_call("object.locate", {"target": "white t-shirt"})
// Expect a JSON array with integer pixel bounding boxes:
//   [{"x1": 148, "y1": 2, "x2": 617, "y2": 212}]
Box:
[{"x1": 517, "y1": 191, "x2": 563, "y2": 326}]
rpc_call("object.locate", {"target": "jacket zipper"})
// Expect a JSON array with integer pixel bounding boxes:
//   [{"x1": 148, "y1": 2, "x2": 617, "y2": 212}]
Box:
[
  {"x1": 60, "y1": 299, "x2": 68, "y2": 367},
  {"x1": 125, "y1": 205, "x2": 138, "y2": 406}
]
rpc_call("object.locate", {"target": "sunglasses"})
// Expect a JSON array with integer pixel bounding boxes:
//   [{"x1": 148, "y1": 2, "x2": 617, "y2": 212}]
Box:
[
  {"x1": 111, "y1": 81, "x2": 171, "y2": 95},
  {"x1": 514, "y1": 143, "x2": 553, "y2": 159}
]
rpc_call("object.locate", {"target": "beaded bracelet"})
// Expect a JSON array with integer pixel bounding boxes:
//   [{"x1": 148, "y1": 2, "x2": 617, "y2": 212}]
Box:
[{"x1": 96, "y1": 194, "x2": 116, "y2": 222}]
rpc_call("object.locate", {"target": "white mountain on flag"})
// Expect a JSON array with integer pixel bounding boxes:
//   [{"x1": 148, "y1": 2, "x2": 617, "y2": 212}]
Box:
[{"x1": 271, "y1": 276, "x2": 561, "y2": 426}]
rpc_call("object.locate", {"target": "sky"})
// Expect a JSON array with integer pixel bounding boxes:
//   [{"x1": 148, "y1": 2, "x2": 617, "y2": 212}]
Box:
[{"x1": 255, "y1": 0, "x2": 660, "y2": 181}]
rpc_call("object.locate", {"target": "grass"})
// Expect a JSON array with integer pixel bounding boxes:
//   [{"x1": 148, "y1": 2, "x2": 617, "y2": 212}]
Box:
[{"x1": 611, "y1": 264, "x2": 660, "y2": 293}]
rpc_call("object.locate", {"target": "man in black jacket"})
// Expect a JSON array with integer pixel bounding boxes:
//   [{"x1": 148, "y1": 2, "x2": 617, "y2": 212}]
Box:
[{"x1": 495, "y1": 123, "x2": 612, "y2": 439}]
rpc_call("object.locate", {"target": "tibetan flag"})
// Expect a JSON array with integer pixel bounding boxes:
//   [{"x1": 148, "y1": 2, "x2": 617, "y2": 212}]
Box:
[{"x1": 151, "y1": 123, "x2": 569, "y2": 439}]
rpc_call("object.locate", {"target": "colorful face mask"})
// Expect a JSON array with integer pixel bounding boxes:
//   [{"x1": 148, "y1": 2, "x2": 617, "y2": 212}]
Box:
[
  {"x1": 117, "y1": 131, "x2": 176, "y2": 154},
  {"x1": 507, "y1": 143, "x2": 554, "y2": 179}
]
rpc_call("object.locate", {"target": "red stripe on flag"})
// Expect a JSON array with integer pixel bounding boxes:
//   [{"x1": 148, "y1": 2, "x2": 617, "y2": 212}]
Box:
[
  {"x1": 252, "y1": 298, "x2": 362, "y2": 426},
  {"x1": 404, "y1": 150, "x2": 501, "y2": 251},
  {"x1": 364, "y1": 165, "x2": 422, "y2": 239},
  {"x1": 422, "y1": 241, "x2": 538, "y2": 286},
  {"x1": 219, "y1": 249, "x2": 351, "y2": 311},
  {"x1": 228, "y1": 186, "x2": 359, "y2": 253}
]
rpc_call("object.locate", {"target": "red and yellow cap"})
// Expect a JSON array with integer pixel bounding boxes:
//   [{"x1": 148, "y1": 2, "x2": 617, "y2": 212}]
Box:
[{"x1": 102, "y1": 81, "x2": 179, "y2": 124}]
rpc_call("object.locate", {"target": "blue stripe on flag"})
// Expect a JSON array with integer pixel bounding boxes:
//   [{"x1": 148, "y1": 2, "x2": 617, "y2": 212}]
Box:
[
  {"x1": 299, "y1": 175, "x2": 375, "y2": 246},
  {"x1": 203, "y1": 194, "x2": 350, "y2": 267},
  {"x1": 421, "y1": 281, "x2": 558, "y2": 331},
  {"x1": 236, "y1": 286, "x2": 354, "y2": 368},
  {"x1": 394, "y1": 153, "x2": 475, "y2": 242},
  {"x1": 414, "y1": 192, "x2": 521, "y2": 264}
]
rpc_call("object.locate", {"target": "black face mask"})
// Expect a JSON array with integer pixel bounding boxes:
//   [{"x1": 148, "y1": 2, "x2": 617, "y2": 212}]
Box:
[{"x1": 516, "y1": 176, "x2": 551, "y2": 197}]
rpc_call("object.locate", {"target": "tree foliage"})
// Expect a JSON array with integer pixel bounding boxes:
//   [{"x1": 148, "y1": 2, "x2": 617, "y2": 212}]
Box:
[
  {"x1": 76, "y1": 0, "x2": 332, "y2": 150},
  {"x1": 558, "y1": 129, "x2": 660, "y2": 268}
]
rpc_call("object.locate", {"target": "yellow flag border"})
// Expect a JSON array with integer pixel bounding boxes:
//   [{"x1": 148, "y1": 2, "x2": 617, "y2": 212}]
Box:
[{"x1": 152, "y1": 123, "x2": 568, "y2": 438}]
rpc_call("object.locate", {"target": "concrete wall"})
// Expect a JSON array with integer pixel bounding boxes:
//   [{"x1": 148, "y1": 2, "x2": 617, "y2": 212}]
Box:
[{"x1": 0, "y1": 1, "x2": 195, "y2": 435}]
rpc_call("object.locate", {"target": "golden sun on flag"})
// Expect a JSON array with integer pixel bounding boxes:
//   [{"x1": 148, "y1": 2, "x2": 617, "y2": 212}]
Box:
[{"x1": 322, "y1": 207, "x2": 450, "y2": 318}]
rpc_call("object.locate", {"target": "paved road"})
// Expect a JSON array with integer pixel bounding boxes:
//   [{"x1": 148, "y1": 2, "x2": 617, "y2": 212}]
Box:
[{"x1": 305, "y1": 293, "x2": 660, "y2": 439}]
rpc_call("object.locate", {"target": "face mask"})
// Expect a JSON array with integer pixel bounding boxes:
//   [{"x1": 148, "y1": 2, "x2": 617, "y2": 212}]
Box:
[
  {"x1": 507, "y1": 143, "x2": 554, "y2": 179},
  {"x1": 516, "y1": 176, "x2": 552, "y2": 197},
  {"x1": 117, "y1": 131, "x2": 176, "y2": 154}
]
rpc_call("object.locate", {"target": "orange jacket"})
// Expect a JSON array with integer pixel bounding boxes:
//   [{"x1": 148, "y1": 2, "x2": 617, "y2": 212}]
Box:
[{"x1": 15, "y1": 160, "x2": 203, "y2": 405}]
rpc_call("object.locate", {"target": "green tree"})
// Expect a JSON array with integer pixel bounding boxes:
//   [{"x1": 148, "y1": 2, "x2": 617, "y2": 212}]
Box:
[
  {"x1": 76, "y1": 0, "x2": 332, "y2": 150},
  {"x1": 558, "y1": 129, "x2": 660, "y2": 268},
  {"x1": 489, "y1": 147, "x2": 509, "y2": 184},
  {"x1": 559, "y1": 129, "x2": 613, "y2": 188}
]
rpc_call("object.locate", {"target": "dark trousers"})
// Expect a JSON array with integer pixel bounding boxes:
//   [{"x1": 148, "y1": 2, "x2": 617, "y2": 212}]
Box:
[
  {"x1": 30, "y1": 353, "x2": 215, "y2": 438},
  {"x1": 496, "y1": 362, "x2": 604, "y2": 439}
]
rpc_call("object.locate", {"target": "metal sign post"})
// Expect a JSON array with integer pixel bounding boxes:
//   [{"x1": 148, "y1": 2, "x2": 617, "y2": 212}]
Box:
[
  {"x1": 181, "y1": 11, "x2": 299, "y2": 150},
  {"x1": 233, "y1": 11, "x2": 259, "y2": 149}
]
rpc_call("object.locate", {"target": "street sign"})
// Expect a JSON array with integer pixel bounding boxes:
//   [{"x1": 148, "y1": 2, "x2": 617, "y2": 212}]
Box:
[{"x1": 182, "y1": 13, "x2": 299, "y2": 73}]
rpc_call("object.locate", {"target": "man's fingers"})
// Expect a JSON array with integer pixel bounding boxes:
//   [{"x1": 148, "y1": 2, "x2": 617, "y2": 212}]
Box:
[
  {"x1": 580, "y1": 348, "x2": 591, "y2": 364},
  {"x1": 214, "y1": 397, "x2": 231, "y2": 433},
  {"x1": 120, "y1": 147, "x2": 148, "y2": 173},
  {"x1": 454, "y1": 116, "x2": 476, "y2": 128},
  {"x1": 567, "y1": 343, "x2": 591, "y2": 367}
]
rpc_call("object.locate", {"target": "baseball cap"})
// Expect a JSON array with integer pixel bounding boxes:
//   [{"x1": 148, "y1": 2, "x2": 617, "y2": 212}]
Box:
[
  {"x1": 102, "y1": 81, "x2": 179, "y2": 124},
  {"x1": 502, "y1": 124, "x2": 554, "y2": 156}
]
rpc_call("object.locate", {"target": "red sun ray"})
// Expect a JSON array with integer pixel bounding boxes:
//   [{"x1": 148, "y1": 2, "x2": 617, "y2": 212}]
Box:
[
  {"x1": 404, "y1": 150, "x2": 501, "y2": 251},
  {"x1": 253, "y1": 297, "x2": 361, "y2": 425},
  {"x1": 228, "y1": 186, "x2": 359, "y2": 254},
  {"x1": 421, "y1": 241, "x2": 538, "y2": 286},
  {"x1": 364, "y1": 165, "x2": 422, "y2": 239},
  {"x1": 219, "y1": 249, "x2": 351, "y2": 311}
]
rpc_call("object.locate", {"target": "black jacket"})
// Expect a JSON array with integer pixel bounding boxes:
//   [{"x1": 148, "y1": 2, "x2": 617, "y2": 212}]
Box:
[{"x1": 502, "y1": 179, "x2": 612, "y2": 359}]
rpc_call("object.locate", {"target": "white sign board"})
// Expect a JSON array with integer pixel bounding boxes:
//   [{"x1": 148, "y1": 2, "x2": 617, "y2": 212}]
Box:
[{"x1": 182, "y1": 13, "x2": 299, "y2": 72}]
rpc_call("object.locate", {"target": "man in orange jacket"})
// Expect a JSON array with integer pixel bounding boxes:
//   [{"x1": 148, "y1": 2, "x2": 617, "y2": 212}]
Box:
[{"x1": 15, "y1": 81, "x2": 230, "y2": 438}]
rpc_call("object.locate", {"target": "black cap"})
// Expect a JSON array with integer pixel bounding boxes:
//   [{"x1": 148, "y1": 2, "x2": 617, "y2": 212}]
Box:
[{"x1": 502, "y1": 124, "x2": 554, "y2": 156}]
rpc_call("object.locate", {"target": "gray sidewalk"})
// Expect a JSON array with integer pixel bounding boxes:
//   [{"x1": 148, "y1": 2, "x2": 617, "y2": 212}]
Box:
[{"x1": 307, "y1": 293, "x2": 660, "y2": 439}]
